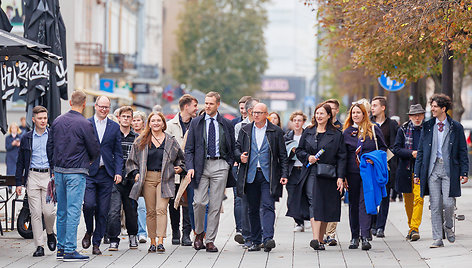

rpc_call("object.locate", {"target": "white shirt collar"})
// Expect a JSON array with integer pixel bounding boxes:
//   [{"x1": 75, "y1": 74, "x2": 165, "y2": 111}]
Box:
[
  {"x1": 94, "y1": 114, "x2": 108, "y2": 124},
  {"x1": 205, "y1": 113, "x2": 218, "y2": 121},
  {"x1": 254, "y1": 120, "x2": 268, "y2": 130},
  {"x1": 435, "y1": 117, "x2": 447, "y2": 125}
]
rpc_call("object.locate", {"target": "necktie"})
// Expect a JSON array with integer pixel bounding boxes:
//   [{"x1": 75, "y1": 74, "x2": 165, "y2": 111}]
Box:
[
  {"x1": 438, "y1": 122, "x2": 444, "y2": 132},
  {"x1": 208, "y1": 118, "x2": 216, "y2": 157}
]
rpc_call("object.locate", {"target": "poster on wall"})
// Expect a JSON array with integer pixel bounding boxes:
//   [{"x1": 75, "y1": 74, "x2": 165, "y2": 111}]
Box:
[{"x1": 1, "y1": 0, "x2": 24, "y2": 26}]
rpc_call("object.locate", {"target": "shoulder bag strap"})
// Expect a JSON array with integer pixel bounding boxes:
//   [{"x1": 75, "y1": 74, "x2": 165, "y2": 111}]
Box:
[{"x1": 372, "y1": 124, "x2": 379, "y2": 150}]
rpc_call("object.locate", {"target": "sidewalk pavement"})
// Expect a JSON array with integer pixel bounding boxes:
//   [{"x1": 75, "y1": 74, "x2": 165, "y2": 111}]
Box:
[{"x1": 1, "y1": 164, "x2": 472, "y2": 267}]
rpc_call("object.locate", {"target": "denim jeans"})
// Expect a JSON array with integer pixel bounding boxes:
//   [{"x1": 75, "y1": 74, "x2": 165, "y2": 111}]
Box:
[
  {"x1": 246, "y1": 171, "x2": 275, "y2": 245},
  {"x1": 55, "y1": 172, "x2": 86, "y2": 253},
  {"x1": 137, "y1": 197, "x2": 147, "y2": 237}
]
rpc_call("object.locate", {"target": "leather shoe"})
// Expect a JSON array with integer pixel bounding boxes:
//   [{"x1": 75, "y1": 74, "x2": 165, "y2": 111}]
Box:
[
  {"x1": 47, "y1": 233, "x2": 57, "y2": 251},
  {"x1": 103, "y1": 234, "x2": 110, "y2": 244},
  {"x1": 376, "y1": 229, "x2": 385, "y2": 238},
  {"x1": 92, "y1": 245, "x2": 102, "y2": 255},
  {"x1": 205, "y1": 242, "x2": 218, "y2": 253},
  {"x1": 33, "y1": 246, "x2": 44, "y2": 257},
  {"x1": 181, "y1": 234, "x2": 192, "y2": 246},
  {"x1": 349, "y1": 238, "x2": 359, "y2": 249},
  {"x1": 194, "y1": 232, "x2": 205, "y2": 250},
  {"x1": 263, "y1": 239, "x2": 276, "y2": 252},
  {"x1": 82, "y1": 232, "x2": 92, "y2": 249},
  {"x1": 247, "y1": 244, "x2": 261, "y2": 251},
  {"x1": 361, "y1": 237, "x2": 371, "y2": 250}
]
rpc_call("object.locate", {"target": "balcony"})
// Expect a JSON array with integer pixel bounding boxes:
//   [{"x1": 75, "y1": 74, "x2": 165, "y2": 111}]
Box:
[
  {"x1": 106, "y1": 53, "x2": 137, "y2": 73},
  {"x1": 75, "y1": 42, "x2": 104, "y2": 66}
]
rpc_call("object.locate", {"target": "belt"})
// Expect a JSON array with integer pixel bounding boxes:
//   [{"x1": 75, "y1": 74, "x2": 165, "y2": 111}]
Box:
[
  {"x1": 256, "y1": 167, "x2": 263, "y2": 172},
  {"x1": 436, "y1": 158, "x2": 444, "y2": 164},
  {"x1": 293, "y1": 166, "x2": 303, "y2": 170},
  {"x1": 206, "y1": 156, "x2": 223, "y2": 160},
  {"x1": 30, "y1": 168, "x2": 49, "y2": 173},
  {"x1": 148, "y1": 169, "x2": 161, "y2": 172}
]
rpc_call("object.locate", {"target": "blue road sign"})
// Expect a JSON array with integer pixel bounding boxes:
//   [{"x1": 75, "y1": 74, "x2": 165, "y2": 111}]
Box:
[
  {"x1": 100, "y1": 79, "x2": 114, "y2": 93},
  {"x1": 378, "y1": 74, "x2": 405, "y2": 92}
]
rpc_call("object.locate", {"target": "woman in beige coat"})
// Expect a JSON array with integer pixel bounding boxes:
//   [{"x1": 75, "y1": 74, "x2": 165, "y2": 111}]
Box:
[{"x1": 126, "y1": 112, "x2": 185, "y2": 253}]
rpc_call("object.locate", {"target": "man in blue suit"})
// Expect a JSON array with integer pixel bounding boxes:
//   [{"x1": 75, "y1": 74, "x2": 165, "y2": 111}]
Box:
[
  {"x1": 414, "y1": 94, "x2": 469, "y2": 248},
  {"x1": 81, "y1": 96, "x2": 123, "y2": 255}
]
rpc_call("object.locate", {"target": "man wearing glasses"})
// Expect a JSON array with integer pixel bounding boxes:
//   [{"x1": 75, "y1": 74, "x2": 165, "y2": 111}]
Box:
[
  {"x1": 235, "y1": 103, "x2": 288, "y2": 252},
  {"x1": 82, "y1": 96, "x2": 123, "y2": 255}
]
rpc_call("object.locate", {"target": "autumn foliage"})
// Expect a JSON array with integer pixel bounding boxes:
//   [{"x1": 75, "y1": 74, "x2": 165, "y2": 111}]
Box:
[{"x1": 306, "y1": 0, "x2": 472, "y2": 81}]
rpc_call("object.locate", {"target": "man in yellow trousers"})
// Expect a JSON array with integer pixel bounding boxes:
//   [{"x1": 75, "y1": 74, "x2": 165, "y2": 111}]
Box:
[{"x1": 393, "y1": 104, "x2": 425, "y2": 241}]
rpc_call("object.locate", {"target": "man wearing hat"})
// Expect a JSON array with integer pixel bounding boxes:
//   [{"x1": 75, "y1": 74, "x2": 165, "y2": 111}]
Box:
[{"x1": 393, "y1": 104, "x2": 425, "y2": 241}]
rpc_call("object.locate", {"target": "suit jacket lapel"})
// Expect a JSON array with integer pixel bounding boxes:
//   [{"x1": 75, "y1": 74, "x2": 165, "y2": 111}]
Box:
[
  {"x1": 101, "y1": 119, "x2": 112, "y2": 144},
  {"x1": 318, "y1": 131, "x2": 335, "y2": 150},
  {"x1": 90, "y1": 117, "x2": 100, "y2": 143}
]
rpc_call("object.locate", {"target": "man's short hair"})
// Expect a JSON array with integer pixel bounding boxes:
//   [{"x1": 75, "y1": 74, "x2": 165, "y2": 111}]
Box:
[
  {"x1": 245, "y1": 98, "x2": 260, "y2": 112},
  {"x1": 238, "y1": 96, "x2": 251, "y2": 104},
  {"x1": 95, "y1": 95, "x2": 111, "y2": 105},
  {"x1": 32, "y1": 105, "x2": 48, "y2": 115},
  {"x1": 71, "y1": 90, "x2": 87, "y2": 106},
  {"x1": 179, "y1": 94, "x2": 198, "y2": 110},
  {"x1": 206, "y1": 91, "x2": 221, "y2": 103},
  {"x1": 372, "y1": 96, "x2": 387, "y2": 108},
  {"x1": 119, "y1": 106, "x2": 134, "y2": 116},
  {"x1": 324, "y1": 99, "x2": 340, "y2": 108},
  {"x1": 430, "y1": 93, "x2": 452, "y2": 112},
  {"x1": 289, "y1": 111, "x2": 307, "y2": 122}
]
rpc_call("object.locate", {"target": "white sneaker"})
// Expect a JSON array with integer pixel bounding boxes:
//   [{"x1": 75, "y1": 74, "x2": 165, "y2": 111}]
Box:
[
  {"x1": 304, "y1": 221, "x2": 312, "y2": 230},
  {"x1": 138, "y1": 235, "x2": 147, "y2": 243},
  {"x1": 293, "y1": 225, "x2": 304, "y2": 232}
]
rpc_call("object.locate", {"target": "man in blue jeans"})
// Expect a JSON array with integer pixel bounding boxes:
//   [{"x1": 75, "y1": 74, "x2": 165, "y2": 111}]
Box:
[{"x1": 47, "y1": 90, "x2": 100, "y2": 261}]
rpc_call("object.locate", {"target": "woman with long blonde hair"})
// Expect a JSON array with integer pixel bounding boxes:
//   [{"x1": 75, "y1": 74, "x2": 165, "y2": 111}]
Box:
[
  {"x1": 342, "y1": 103, "x2": 387, "y2": 251},
  {"x1": 126, "y1": 112, "x2": 185, "y2": 253}
]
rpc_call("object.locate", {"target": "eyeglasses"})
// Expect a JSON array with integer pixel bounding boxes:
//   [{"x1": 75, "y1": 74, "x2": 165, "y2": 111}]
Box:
[
  {"x1": 97, "y1": 105, "x2": 110, "y2": 110},
  {"x1": 252, "y1": 111, "x2": 267, "y2": 116}
]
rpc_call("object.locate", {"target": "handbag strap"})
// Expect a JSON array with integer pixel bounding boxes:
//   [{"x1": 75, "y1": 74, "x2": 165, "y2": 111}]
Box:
[{"x1": 371, "y1": 124, "x2": 379, "y2": 151}]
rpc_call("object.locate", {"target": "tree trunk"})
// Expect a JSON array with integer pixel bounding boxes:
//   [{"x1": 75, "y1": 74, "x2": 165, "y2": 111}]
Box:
[
  {"x1": 441, "y1": 45, "x2": 454, "y2": 100},
  {"x1": 453, "y1": 56, "x2": 465, "y2": 121}
]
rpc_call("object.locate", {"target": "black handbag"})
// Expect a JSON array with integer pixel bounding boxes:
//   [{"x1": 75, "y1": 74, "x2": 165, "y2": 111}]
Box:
[{"x1": 316, "y1": 163, "x2": 337, "y2": 179}]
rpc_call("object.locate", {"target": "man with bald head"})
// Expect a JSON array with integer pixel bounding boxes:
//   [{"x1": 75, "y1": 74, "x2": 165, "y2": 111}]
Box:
[
  {"x1": 235, "y1": 103, "x2": 288, "y2": 252},
  {"x1": 82, "y1": 96, "x2": 123, "y2": 255}
]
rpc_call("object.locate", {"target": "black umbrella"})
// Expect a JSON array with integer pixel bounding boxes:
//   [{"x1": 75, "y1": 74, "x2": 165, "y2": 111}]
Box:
[{"x1": 23, "y1": 0, "x2": 68, "y2": 125}]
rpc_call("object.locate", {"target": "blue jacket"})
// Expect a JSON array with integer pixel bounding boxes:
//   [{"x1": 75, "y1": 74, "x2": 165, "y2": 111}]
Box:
[
  {"x1": 47, "y1": 110, "x2": 100, "y2": 174},
  {"x1": 414, "y1": 116, "x2": 469, "y2": 198},
  {"x1": 15, "y1": 130, "x2": 53, "y2": 186},
  {"x1": 88, "y1": 117, "x2": 123, "y2": 178},
  {"x1": 360, "y1": 150, "x2": 388, "y2": 215}
]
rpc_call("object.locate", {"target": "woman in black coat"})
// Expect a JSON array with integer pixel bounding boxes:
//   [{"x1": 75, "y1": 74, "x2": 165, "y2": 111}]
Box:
[
  {"x1": 284, "y1": 111, "x2": 308, "y2": 231},
  {"x1": 343, "y1": 103, "x2": 387, "y2": 251},
  {"x1": 296, "y1": 103, "x2": 346, "y2": 251},
  {"x1": 5, "y1": 123, "x2": 22, "y2": 175}
]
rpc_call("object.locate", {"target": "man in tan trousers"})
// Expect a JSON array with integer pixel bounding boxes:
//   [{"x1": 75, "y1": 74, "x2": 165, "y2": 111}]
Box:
[{"x1": 16, "y1": 106, "x2": 56, "y2": 257}]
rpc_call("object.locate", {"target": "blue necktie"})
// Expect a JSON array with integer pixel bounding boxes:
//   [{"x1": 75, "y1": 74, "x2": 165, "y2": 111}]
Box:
[{"x1": 208, "y1": 118, "x2": 216, "y2": 157}]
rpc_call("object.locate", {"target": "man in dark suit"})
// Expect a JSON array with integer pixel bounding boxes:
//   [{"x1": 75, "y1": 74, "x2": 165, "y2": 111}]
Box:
[
  {"x1": 414, "y1": 94, "x2": 469, "y2": 248},
  {"x1": 185, "y1": 91, "x2": 236, "y2": 253},
  {"x1": 82, "y1": 96, "x2": 123, "y2": 255},
  {"x1": 235, "y1": 103, "x2": 288, "y2": 252}
]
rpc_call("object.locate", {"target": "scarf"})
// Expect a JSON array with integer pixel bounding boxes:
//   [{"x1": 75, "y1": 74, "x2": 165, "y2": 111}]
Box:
[{"x1": 404, "y1": 120, "x2": 421, "y2": 150}]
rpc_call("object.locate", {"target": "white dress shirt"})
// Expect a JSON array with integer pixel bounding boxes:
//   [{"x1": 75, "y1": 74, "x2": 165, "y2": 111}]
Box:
[
  {"x1": 253, "y1": 120, "x2": 268, "y2": 167},
  {"x1": 94, "y1": 115, "x2": 107, "y2": 166},
  {"x1": 205, "y1": 113, "x2": 220, "y2": 157}
]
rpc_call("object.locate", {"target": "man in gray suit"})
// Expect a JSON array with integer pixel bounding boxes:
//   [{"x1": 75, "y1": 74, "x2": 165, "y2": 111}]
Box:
[{"x1": 414, "y1": 94, "x2": 469, "y2": 248}]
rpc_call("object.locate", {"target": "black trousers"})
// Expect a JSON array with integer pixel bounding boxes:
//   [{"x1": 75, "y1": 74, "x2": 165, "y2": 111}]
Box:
[
  {"x1": 107, "y1": 183, "x2": 138, "y2": 243},
  {"x1": 169, "y1": 183, "x2": 192, "y2": 237}
]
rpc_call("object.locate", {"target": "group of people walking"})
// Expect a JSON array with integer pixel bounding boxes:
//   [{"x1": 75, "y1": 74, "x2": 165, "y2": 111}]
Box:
[{"x1": 11, "y1": 89, "x2": 469, "y2": 261}]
